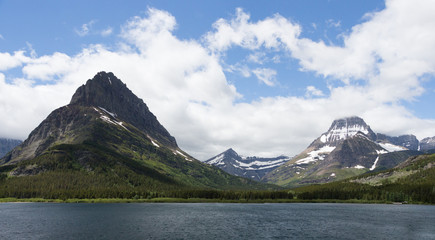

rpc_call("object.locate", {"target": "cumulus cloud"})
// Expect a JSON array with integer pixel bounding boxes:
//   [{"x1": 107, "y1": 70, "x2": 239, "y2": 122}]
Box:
[
  {"x1": 0, "y1": 51, "x2": 29, "y2": 71},
  {"x1": 204, "y1": 8, "x2": 301, "y2": 52},
  {"x1": 1, "y1": 2, "x2": 435, "y2": 160}
]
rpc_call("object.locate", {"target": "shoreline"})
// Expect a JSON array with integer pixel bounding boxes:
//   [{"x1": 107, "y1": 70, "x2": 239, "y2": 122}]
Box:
[{"x1": 0, "y1": 197, "x2": 430, "y2": 205}]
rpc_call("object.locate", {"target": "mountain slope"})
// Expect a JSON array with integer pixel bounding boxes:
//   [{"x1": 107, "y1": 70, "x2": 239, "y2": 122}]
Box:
[
  {"x1": 0, "y1": 72, "x2": 272, "y2": 199},
  {"x1": 295, "y1": 153, "x2": 435, "y2": 203},
  {"x1": 420, "y1": 136, "x2": 435, "y2": 152},
  {"x1": 205, "y1": 148, "x2": 290, "y2": 181},
  {"x1": 263, "y1": 116, "x2": 422, "y2": 188},
  {"x1": 0, "y1": 139, "x2": 22, "y2": 158}
]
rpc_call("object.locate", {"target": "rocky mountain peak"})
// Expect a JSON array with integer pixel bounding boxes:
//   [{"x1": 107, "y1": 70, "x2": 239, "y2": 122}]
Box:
[
  {"x1": 70, "y1": 72, "x2": 127, "y2": 106},
  {"x1": 319, "y1": 116, "x2": 376, "y2": 144},
  {"x1": 70, "y1": 72, "x2": 177, "y2": 148},
  {"x1": 223, "y1": 148, "x2": 238, "y2": 156}
]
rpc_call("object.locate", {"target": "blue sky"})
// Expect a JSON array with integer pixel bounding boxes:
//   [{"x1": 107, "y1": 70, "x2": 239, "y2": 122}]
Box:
[{"x1": 1, "y1": 0, "x2": 435, "y2": 159}]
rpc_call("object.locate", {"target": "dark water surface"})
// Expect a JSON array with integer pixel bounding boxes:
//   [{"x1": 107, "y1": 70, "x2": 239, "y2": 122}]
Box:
[{"x1": 0, "y1": 203, "x2": 434, "y2": 239}]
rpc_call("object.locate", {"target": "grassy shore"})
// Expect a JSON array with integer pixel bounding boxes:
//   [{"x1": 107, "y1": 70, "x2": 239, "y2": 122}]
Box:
[{"x1": 0, "y1": 197, "x2": 418, "y2": 204}]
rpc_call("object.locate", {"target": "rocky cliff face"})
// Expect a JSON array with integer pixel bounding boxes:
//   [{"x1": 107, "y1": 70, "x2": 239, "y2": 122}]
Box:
[
  {"x1": 70, "y1": 72, "x2": 177, "y2": 148},
  {"x1": 205, "y1": 148, "x2": 290, "y2": 181}
]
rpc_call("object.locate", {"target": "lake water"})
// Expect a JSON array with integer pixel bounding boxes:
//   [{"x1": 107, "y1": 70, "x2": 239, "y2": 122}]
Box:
[{"x1": 0, "y1": 203, "x2": 434, "y2": 239}]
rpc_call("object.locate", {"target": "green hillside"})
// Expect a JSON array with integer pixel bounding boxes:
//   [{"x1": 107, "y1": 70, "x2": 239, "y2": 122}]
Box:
[{"x1": 293, "y1": 154, "x2": 435, "y2": 204}]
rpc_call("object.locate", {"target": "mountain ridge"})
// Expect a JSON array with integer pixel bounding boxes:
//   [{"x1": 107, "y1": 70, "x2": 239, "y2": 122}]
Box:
[{"x1": 205, "y1": 148, "x2": 290, "y2": 181}]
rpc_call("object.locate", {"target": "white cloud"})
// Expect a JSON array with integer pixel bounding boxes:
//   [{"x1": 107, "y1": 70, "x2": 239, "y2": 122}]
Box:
[
  {"x1": 252, "y1": 68, "x2": 277, "y2": 86},
  {"x1": 1, "y1": 2, "x2": 435, "y2": 161},
  {"x1": 75, "y1": 20, "x2": 96, "y2": 37},
  {"x1": 326, "y1": 19, "x2": 341, "y2": 28},
  {"x1": 0, "y1": 34, "x2": 4, "y2": 40},
  {"x1": 0, "y1": 51, "x2": 29, "y2": 71},
  {"x1": 247, "y1": 52, "x2": 266, "y2": 64},
  {"x1": 226, "y1": 63, "x2": 251, "y2": 78},
  {"x1": 305, "y1": 86, "x2": 324, "y2": 97},
  {"x1": 100, "y1": 27, "x2": 113, "y2": 37},
  {"x1": 204, "y1": 8, "x2": 301, "y2": 52},
  {"x1": 26, "y1": 42, "x2": 37, "y2": 58}
]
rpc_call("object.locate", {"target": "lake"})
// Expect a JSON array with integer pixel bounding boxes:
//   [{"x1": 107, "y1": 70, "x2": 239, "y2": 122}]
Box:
[{"x1": 0, "y1": 203, "x2": 434, "y2": 239}]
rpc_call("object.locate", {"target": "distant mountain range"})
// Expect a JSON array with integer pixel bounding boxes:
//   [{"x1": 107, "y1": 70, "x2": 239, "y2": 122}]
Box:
[
  {"x1": 205, "y1": 148, "x2": 290, "y2": 181},
  {"x1": 207, "y1": 116, "x2": 435, "y2": 188},
  {"x1": 0, "y1": 139, "x2": 22, "y2": 158}
]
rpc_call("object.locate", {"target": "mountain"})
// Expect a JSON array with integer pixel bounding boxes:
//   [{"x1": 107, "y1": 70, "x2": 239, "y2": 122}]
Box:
[
  {"x1": 294, "y1": 153, "x2": 435, "y2": 203},
  {"x1": 376, "y1": 133, "x2": 419, "y2": 151},
  {"x1": 263, "y1": 116, "x2": 422, "y2": 188},
  {"x1": 0, "y1": 139, "x2": 22, "y2": 158},
  {"x1": 205, "y1": 148, "x2": 290, "y2": 181},
  {"x1": 0, "y1": 72, "x2": 271, "y2": 199},
  {"x1": 420, "y1": 136, "x2": 435, "y2": 152}
]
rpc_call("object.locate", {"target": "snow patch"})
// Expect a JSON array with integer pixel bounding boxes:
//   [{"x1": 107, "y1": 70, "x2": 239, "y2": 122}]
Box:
[
  {"x1": 99, "y1": 107, "x2": 117, "y2": 118},
  {"x1": 99, "y1": 116, "x2": 128, "y2": 131},
  {"x1": 354, "y1": 165, "x2": 365, "y2": 169},
  {"x1": 151, "y1": 140, "x2": 160, "y2": 148},
  {"x1": 244, "y1": 162, "x2": 286, "y2": 170},
  {"x1": 207, "y1": 154, "x2": 225, "y2": 165},
  {"x1": 176, "y1": 150, "x2": 192, "y2": 162},
  {"x1": 370, "y1": 156, "x2": 379, "y2": 171},
  {"x1": 323, "y1": 124, "x2": 369, "y2": 142},
  {"x1": 376, "y1": 149, "x2": 388, "y2": 154},
  {"x1": 320, "y1": 134, "x2": 327, "y2": 143},
  {"x1": 94, "y1": 107, "x2": 127, "y2": 130},
  {"x1": 296, "y1": 145, "x2": 336, "y2": 165},
  {"x1": 378, "y1": 143, "x2": 407, "y2": 152},
  {"x1": 330, "y1": 173, "x2": 336, "y2": 177},
  {"x1": 235, "y1": 158, "x2": 289, "y2": 168}
]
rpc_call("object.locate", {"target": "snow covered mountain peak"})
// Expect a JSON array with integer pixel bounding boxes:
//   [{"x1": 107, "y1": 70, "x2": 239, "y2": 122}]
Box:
[{"x1": 320, "y1": 116, "x2": 376, "y2": 144}]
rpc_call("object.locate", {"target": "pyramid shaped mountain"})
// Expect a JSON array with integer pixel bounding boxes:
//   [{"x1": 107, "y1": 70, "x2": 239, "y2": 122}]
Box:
[
  {"x1": 2, "y1": 72, "x2": 177, "y2": 164},
  {"x1": 70, "y1": 72, "x2": 177, "y2": 148},
  {"x1": 0, "y1": 72, "x2": 268, "y2": 198},
  {"x1": 263, "y1": 116, "x2": 422, "y2": 187}
]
